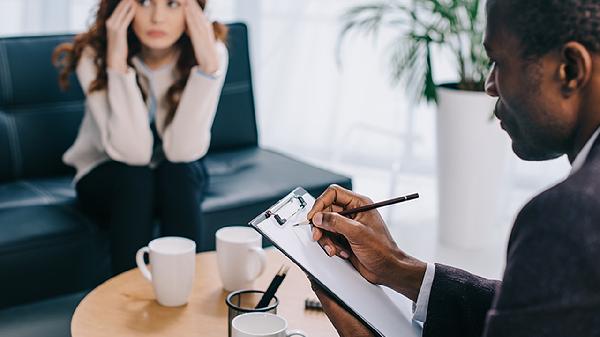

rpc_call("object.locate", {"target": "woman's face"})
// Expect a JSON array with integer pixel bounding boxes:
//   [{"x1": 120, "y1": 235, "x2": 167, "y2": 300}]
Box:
[{"x1": 132, "y1": 0, "x2": 187, "y2": 51}]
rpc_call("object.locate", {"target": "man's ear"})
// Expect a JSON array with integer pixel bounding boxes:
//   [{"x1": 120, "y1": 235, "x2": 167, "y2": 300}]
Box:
[{"x1": 559, "y1": 42, "x2": 593, "y2": 95}]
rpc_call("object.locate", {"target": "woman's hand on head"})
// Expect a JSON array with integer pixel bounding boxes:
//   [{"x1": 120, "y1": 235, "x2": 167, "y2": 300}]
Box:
[
  {"x1": 183, "y1": 0, "x2": 220, "y2": 75},
  {"x1": 106, "y1": 0, "x2": 136, "y2": 74}
]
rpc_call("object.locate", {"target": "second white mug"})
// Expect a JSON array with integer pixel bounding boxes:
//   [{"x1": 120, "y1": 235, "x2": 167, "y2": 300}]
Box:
[
  {"x1": 136, "y1": 236, "x2": 196, "y2": 307},
  {"x1": 216, "y1": 226, "x2": 266, "y2": 292}
]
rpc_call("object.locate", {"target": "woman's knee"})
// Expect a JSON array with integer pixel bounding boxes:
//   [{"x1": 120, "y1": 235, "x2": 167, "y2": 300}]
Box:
[
  {"x1": 84, "y1": 162, "x2": 155, "y2": 213},
  {"x1": 77, "y1": 161, "x2": 153, "y2": 210}
]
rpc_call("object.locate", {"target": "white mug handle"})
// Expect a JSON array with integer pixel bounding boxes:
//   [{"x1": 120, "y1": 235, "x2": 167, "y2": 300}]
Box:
[
  {"x1": 136, "y1": 247, "x2": 152, "y2": 282},
  {"x1": 286, "y1": 330, "x2": 307, "y2": 337},
  {"x1": 246, "y1": 246, "x2": 266, "y2": 281}
]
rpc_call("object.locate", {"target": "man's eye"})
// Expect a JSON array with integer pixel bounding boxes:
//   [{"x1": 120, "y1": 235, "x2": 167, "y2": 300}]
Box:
[
  {"x1": 167, "y1": 0, "x2": 181, "y2": 8},
  {"x1": 138, "y1": 0, "x2": 151, "y2": 7}
]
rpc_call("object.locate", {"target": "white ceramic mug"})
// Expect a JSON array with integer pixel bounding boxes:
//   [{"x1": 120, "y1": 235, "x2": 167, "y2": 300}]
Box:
[
  {"x1": 232, "y1": 313, "x2": 307, "y2": 337},
  {"x1": 135, "y1": 236, "x2": 196, "y2": 307},
  {"x1": 216, "y1": 226, "x2": 266, "y2": 292}
]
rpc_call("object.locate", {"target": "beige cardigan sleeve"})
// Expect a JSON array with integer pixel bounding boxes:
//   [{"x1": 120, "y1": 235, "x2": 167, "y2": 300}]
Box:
[
  {"x1": 76, "y1": 48, "x2": 154, "y2": 165},
  {"x1": 161, "y1": 41, "x2": 229, "y2": 162}
]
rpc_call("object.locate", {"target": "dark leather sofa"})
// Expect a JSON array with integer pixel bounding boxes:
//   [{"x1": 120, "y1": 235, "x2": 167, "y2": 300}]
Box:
[{"x1": 0, "y1": 23, "x2": 351, "y2": 337}]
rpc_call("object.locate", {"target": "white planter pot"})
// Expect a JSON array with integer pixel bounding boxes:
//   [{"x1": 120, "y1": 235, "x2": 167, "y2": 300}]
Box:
[{"x1": 436, "y1": 86, "x2": 511, "y2": 249}]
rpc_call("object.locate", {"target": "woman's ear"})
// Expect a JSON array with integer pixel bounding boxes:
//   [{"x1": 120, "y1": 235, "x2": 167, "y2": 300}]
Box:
[{"x1": 559, "y1": 41, "x2": 593, "y2": 95}]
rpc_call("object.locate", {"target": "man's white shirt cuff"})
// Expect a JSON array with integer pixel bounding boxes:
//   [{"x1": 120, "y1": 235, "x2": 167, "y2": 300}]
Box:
[{"x1": 412, "y1": 262, "x2": 435, "y2": 323}]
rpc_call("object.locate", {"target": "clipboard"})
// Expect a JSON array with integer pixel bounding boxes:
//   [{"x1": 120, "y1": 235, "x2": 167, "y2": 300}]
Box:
[{"x1": 249, "y1": 188, "x2": 421, "y2": 337}]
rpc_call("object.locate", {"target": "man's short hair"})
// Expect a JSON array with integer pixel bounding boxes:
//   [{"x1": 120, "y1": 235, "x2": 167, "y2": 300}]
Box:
[{"x1": 502, "y1": 0, "x2": 600, "y2": 57}]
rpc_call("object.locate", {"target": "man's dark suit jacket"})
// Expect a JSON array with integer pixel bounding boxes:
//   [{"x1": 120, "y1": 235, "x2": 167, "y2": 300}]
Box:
[{"x1": 423, "y1": 136, "x2": 600, "y2": 337}]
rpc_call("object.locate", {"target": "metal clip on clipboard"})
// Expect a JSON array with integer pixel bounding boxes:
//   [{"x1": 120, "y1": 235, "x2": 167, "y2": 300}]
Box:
[
  {"x1": 259, "y1": 188, "x2": 308, "y2": 226},
  {"x1": 250, "y1": 188, "x2": 351, "y2": 251}
]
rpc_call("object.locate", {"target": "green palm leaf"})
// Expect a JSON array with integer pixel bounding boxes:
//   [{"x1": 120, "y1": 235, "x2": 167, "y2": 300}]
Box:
[{"x1": 338, "y1": 0, "x2": 488, "y2": 104}]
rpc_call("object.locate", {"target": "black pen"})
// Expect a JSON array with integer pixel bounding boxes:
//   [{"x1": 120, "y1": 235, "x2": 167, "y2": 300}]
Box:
[{"x1": 255, "y1": 265, "x2": 289, "y2": 309}]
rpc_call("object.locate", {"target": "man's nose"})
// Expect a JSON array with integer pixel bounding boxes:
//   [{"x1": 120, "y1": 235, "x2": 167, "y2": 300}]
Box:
[{"x1": 485, "y1": 64, "x2": 499, "y2": 97}]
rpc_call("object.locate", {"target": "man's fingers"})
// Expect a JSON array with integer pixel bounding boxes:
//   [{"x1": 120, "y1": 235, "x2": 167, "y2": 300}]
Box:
[
  {"x1": 313, "y1": 227, "x2": 351, "y2": 259},
  {"x1": 313, "y1": 212, "x2": 361, "y2": 239},
  {"x1": 317, "y1": 236, "x2": 342, "y2": 257},
  {"x1": 313, "y1": 212, "x2": 361, "y2": 259},
  {"x1": 308, "y1": 185, "x2": 353, "y2": 219},
  {"x1": 348, "y1": 253, "x2": 363, "y2": 274},
  {"x1": 308, "y1": 185, "x2": 370, "y2": 220},
  {"x1": 312, "y1": 227, "x2": 323, "y2": 241},
  {"x1": 326, "y1": 204, "x2": 344, "y2": 213},
  {"x1": 304, "y1": 205, "x2": 341, "y2": 226}
]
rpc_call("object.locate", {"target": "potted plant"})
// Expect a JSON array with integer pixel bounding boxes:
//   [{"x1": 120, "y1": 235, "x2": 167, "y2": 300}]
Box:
[{"x1": 339, "y1": 0, "x2": 511, "y2": 249}]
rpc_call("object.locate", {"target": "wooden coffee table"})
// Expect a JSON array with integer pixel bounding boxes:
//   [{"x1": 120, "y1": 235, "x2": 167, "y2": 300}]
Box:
[{"x1": 71, "y1": 249, "x2": 338, "y2": 337}]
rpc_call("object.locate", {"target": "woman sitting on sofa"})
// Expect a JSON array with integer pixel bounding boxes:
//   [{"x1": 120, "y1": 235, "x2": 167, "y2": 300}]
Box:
[{"x1": 53, "y1": 0, "x2": 228, "y2": 274}]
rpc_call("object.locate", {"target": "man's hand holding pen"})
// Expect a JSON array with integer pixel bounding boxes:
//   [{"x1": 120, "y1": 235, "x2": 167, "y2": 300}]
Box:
[{"x1": 307, "y1": 184, "x2": 427, "y2": 302}]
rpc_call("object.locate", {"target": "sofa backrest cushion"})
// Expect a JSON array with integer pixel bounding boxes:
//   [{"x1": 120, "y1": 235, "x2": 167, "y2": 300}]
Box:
[{"x1": 0, "y1": 22, "x2": 258, "y2": 182}]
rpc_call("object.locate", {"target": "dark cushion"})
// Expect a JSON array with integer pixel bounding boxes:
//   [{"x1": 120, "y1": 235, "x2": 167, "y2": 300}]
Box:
[
  {"x1": 0, "y1": 23, "x2": 258, "y2": 182},
  {"x1": 0, "y1": 148, "x2": 350, "y2": 310},
  {"x1": 0, "y1": 291, "x2": 87, "y2": 337},
  {"x1": 0, "y1": 187, "x2": 109, "y2": 309}
]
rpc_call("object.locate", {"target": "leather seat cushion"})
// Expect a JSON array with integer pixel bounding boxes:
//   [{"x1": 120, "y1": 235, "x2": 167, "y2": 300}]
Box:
[{"x1": 0, "y1": 201, "x2": 109, "y2": 310}]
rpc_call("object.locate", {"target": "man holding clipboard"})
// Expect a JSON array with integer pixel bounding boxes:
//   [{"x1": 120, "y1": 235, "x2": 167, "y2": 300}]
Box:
[{"x1": 307, "y1": 0, "x2": 600, "y2": 336}]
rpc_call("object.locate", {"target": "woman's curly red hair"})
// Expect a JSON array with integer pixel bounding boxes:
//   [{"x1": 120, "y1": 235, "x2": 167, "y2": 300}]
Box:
[{"x1": 53, "y1": 0, "x2": 227, "y2": 125}]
